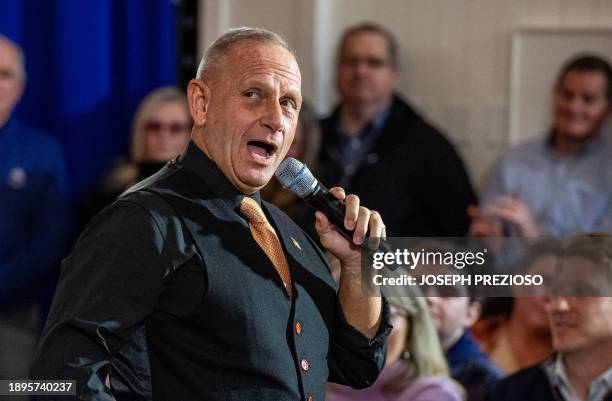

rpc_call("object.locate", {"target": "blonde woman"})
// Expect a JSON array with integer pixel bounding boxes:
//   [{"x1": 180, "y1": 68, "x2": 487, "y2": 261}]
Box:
[
  {"x1": 327, "y1": 294, "x2": 464, "y2": 401},
  {"x1": 80, "y1": 87, "x2": 191, "y2": 225},
  {"x1": 129, "y1": 86, "x2": 192, "y2": 165}
]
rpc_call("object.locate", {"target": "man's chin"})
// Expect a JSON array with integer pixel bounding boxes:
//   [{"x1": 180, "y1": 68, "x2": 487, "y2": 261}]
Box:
[
  {"x1": 557, "y1": 126, "x2": 598, "y2": 141},
  {"x1": 236, "y1": 172, "x2": 274, "y2": 194},
  {"x1": 553, "y1": 337, "x2": 580, "y2": 353}
]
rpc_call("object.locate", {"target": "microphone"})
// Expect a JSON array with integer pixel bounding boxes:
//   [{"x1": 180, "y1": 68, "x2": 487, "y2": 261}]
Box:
[{"x1": 275, "y1": 158, "x2": 387, "y2": 249}]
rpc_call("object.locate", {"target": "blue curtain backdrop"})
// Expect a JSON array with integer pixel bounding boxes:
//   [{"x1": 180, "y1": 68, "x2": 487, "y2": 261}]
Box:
[{"x1": 0, "y1": 0, "x2": 177, "y2": 198}]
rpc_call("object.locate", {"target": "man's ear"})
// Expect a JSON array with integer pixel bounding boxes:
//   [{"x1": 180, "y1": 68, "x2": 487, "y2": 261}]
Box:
[
  {"x1": 465, "y1": 300, "x2": 482, "y2": 328},
  {"x1": 187, "y1": 79, "x2": 211, "y2": 126}
]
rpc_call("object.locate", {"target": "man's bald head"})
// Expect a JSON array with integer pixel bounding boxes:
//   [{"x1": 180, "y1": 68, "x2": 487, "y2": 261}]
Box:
[
  {"x1": 196, "y1": 27, "x2": 293, "y2": 83},
  {"x1": 187, "y1": 27, "x2": 301, "y2": 194}
]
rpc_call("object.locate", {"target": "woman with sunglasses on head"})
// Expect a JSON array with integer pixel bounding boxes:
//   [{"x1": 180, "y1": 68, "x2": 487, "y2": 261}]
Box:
[{"x1": 79, "y1": 87, "x2": 191, "y2": 227}]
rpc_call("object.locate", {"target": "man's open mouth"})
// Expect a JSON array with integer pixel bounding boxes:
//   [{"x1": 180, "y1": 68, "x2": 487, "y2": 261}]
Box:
[{"x1": 247, "y1": 140, "x2": 277, "y2": 158}]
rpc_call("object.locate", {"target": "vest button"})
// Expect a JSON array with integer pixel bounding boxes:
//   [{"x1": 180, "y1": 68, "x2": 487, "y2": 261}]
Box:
[
  {"x1": 300, "y1": 358, "x2": 310, "y2": 372},
  {"x1": 306, "y1": 395, "x2": 313, "y2": 401},
  {"x1": 295, "y1": 321, "x2": 302, "y2": 335}
]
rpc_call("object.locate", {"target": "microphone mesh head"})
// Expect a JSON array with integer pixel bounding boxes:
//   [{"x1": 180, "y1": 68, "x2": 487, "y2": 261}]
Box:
[{"x1": 275, "y1": 158, "x2": 317, "y2": 198}]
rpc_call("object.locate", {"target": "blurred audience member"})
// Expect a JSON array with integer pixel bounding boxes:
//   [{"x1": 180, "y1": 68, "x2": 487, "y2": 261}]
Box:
[
  {"x1": 80, "y1": 86, "x2": 191, "y2": 225},
  {"x1": 476, "y1": 296, "x2": 552, "y2": 375},
  {"x1": 318, "y1": 22, "x2": 476, "y2": 236},
  {"x1": 261, "y1": 101, "x2": 320, "y2": 226},
  {"x1": 426, "y1": 290, "x2": 503, "y2": 401},
  {"x1": 470, "y1": 55, "x2": 612, "y2": 237},
  {"x1": 0, "y1": 35, "x2": 70, "y2": 382},
  {"x1": 490, "y1": 236, "x2": 612, "y2": 401},
  {"x1": 327, "y1": 295, "x2": 463, "y2": 401},
  {"x1": 474, "y1": 248, "x2": 559, "y2": 374}
]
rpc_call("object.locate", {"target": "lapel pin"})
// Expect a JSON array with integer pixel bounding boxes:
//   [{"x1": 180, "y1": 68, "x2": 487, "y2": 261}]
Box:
[{"x1": 290, "y1": 236, "x2": 302, "y2": 250}]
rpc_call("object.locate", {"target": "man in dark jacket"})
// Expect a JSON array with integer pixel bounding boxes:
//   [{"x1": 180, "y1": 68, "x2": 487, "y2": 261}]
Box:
[
  {"x1": 31, "y1": 28, "x2": 391, "y2": 401},
  {"x1": 317, "y1": 23, "x2": 476, "y2": 237},
  {"x1": 489, "y1": 237, "x2": 612, "y2": 401}
]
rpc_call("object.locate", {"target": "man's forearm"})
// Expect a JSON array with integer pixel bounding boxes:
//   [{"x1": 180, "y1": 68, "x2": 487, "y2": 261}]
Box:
[{"x1": 337, "y1": 260, "x2": 382, "y2": 338}]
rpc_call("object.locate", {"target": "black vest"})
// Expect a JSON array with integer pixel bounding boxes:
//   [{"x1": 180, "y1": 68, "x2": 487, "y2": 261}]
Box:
[{"x1": 139, "y1": 163, "x2": 339, "y2": 401}]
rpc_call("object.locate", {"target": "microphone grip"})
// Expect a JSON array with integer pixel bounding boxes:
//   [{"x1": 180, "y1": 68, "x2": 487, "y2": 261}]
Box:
[
  {"x1": 304, "y1": 182, "x2": 393, "y2": 260},
  {"x1": 305, "y1": 183, "x2": 354, "y2": 242}
]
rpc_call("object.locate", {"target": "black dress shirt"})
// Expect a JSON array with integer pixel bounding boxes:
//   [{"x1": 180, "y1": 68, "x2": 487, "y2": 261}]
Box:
[{"x1": 31, "y1": 141, "x2": 391, "y2": 401}]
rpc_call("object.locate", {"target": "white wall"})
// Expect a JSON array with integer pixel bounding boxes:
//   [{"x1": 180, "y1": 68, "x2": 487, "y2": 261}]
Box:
[{"x1": 198, "y1": 0, "x2": 612, "y2": 190}]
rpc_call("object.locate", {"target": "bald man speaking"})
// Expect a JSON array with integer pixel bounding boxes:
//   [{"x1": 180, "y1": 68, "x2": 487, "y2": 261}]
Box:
[{"x1": 31, "y1": 28, "x2": 391, "y2": 401}]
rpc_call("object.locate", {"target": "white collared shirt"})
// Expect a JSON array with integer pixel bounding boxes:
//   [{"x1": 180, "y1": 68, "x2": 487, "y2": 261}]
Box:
[{"x1": 545, "y1": 354, "x2": 612, "y2": 401}]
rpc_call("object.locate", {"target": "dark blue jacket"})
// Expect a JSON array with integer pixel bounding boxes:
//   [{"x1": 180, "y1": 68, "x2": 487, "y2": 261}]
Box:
[
  {"x1": 487, "y1": 363, "x2": 558, "y2": 401},
  {"x1": 447, "y1": 330, "x2": 503, "y2": 401},
  {"x1": 0, "y1": 117, "x2": 70, "y2": 313},
  {"x1": 319, "y1": 95, "x2": 477, "y2": 237}
]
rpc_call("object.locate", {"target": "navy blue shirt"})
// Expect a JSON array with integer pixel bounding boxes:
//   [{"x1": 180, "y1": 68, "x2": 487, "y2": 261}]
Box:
[
  {"x1": 0, "y1": 117, "x2": 70, "y2": 310},
  {"x1": 447, "y1": 330, "x2": 503, "y2": 401}
]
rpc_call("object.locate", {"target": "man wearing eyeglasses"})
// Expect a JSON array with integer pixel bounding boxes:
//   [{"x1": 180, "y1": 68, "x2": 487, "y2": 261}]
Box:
[{"x1": 317, "y1": 23, "x2": 476, "y2": 237}]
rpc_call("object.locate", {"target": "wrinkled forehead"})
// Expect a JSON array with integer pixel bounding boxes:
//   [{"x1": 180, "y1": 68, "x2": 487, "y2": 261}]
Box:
[{"x1": 221, "y1": 42, "x2": 301, "y2": 87}]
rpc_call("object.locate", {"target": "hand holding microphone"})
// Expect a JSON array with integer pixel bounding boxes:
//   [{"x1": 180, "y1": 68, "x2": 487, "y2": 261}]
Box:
[{"x1": 275, "y1": 158, "x2": 389, "y2": 261}]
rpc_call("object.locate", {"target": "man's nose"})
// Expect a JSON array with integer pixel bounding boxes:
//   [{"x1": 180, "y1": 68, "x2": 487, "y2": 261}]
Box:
[
  {"x1": 546, "y1": 296, "x2": 570, "y2": 312},
  {"x1": 260, "y1": 100, "x2": 284, "y2": 133},
  {"x1": 566, "y1": 96, "x2": 584, "y2": 113},
  {"x1": 354, "y1": 62, "x2": 371, "y2": 77}
]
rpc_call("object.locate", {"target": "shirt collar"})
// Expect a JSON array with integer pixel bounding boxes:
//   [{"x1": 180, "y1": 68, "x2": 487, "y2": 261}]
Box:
[
  {"x1": 370, "y1": 105, "x2": 392, "y2": 132},
  {"x1": 553, "y1": 354, "x2": 572, "y2": 388},
  {"x1": 0, "y1": 116, "x2": 19, "y2": 153},
  {"x1": 544, "y1": 129, "x2": 609, "y2": 159},
  {"x1": 580, "y1": 130, "x2": 609, "y2": 154},
  {"x1": 545, "y1": 354, "x2": 579, "y2": 401},
  {"x1": 177, "y1": 141, "x2": 261, "y2": 210},
  {"x1": 546, "y1": 354, "x2": 612, "y2": 401},
  {"x1": 593, "y1": 365, "x2": 612, "y2": 401},
  {"x1": 334, "y1": 103, "x2": 392, "y2": 140}
]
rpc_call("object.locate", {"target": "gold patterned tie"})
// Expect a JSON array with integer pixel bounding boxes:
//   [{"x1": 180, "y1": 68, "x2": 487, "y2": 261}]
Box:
[{"x1": 240, "y1": 197, "x2": 292, "y2": 297}]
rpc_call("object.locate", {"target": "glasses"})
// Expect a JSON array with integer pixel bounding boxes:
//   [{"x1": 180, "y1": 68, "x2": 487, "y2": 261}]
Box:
[
  {"x1": 339, "y1": 56, "x2": 392, "y2": 69},
  {"x1": 145, "y1": 121, "x2": 190, "y2": 136}
]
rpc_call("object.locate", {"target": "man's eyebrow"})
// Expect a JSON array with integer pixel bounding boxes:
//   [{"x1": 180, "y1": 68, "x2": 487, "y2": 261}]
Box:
[
  {"x1": 240, "y1": 77, "x2": 301, "y2": 97},
  {"x1": 284, "y1": 88, "x2": 302, "y2": 101},
  {"x1": 240, "y1": 77, "x2": 273, "y2": 87}
]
